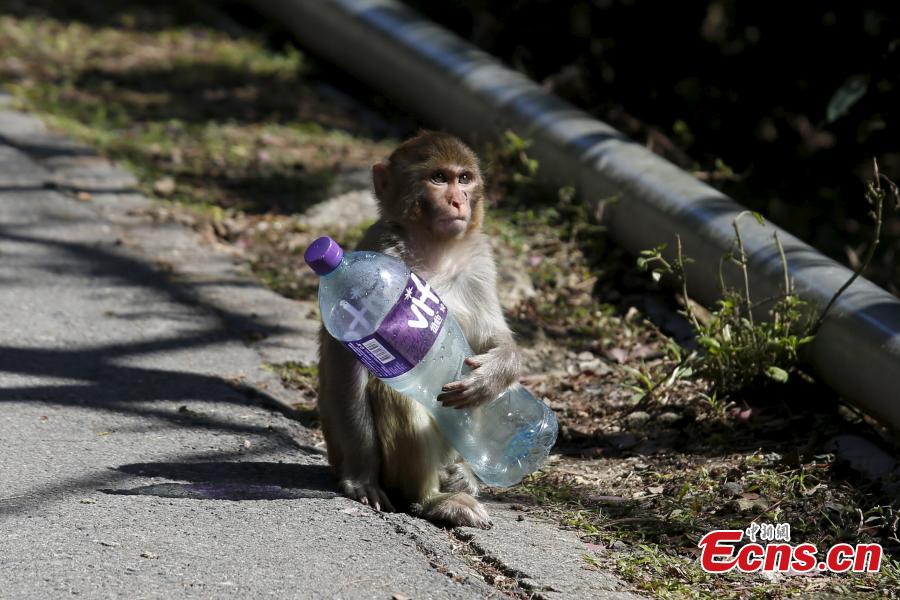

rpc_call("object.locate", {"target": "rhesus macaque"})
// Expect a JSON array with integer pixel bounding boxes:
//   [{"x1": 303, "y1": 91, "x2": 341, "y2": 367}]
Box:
[{"x1": 316, "y1": 131, "x2": 521, "y2": 528}]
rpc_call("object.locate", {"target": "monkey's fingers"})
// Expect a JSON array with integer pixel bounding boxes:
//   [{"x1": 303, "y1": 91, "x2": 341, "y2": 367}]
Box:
[
  {"x1": 464, "y1": 357, "x2": 484, "y2": 369},
  {"x1": 374, "y1": 488, "x2": 395, "y2": 513},
  {"x1": 438, "y1": 379, "x2": 492, "y2": 409},
  {"x1": 341, "y1": 479, "x2": 394, "y2": 512},
  {"x1": 438, "y1": 382, "x2": 469, "y2": 406},
  {"x1": 438, "y1": 383, "x2": 472, "y2": 407},
  {"x1": 361, "y1": 487, "x2": 395, "y2": 512},
  {"x1": 437, "y1": 393, "x2": 466, "y2": 408},
  {"x1": 441, "y1": 380, "x2": 465, "y2": 393}
]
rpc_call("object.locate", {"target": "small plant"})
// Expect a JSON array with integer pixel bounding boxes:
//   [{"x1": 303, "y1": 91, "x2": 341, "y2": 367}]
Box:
[
  {"x1": 639, "y1": 222, "x2": 812, "y2": 394},
  {"x1": 638, "y1": 162, "x2": 897, "y2": 396},
  {"x1": 497, "y1": 130, "x2": 540, "y2": 186},
  {"x1": 265, "y1": 361, "x2": 318, "y2": 391},
  {"x1": 484, "y1": 130, "x2": 546, "y2": 207}
]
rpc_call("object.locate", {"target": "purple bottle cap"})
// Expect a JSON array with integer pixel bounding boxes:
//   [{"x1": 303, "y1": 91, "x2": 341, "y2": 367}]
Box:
[{"x1": 304, "y1": 236, "x2": 344, "y2": 276}]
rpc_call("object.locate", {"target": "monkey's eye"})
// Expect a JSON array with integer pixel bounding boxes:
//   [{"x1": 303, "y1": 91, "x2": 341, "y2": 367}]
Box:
[
  {"x1": 430, "y1": 171, "x2": 447, "y2": 184},
  {"x1": 459, "y1": 173, "x2": 471, "y2": 184}
]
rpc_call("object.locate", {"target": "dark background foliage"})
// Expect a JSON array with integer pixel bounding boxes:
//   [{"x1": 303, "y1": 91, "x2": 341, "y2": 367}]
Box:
[{"x1": 404, "y1": 0, "x2": 900, "y2": 294}]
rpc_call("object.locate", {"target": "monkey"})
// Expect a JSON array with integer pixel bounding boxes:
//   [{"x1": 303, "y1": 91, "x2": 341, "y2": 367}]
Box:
[{"x1": 316, "y1": 131, "x2": 521, "y2": 529}]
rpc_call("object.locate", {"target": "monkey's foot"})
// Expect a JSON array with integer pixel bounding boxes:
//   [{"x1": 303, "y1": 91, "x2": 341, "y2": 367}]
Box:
[
  {"x1": 339, "y1": 478, "x2": 395, "y2": 512},
  {"x1": 416, "y1": 492, "x2": 493, "y2": 529}
]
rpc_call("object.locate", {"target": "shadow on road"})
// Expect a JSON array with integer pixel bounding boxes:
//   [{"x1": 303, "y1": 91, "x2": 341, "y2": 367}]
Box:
[
  {"x1": 0, "y1": 189, "x2": 327, "y2": 514},
  {"x1": 0, "y1": 226, "x2": 299, "y2": 428},
  {"x1": 104, "y1": 461, "x2": 338, "y2": 500}
]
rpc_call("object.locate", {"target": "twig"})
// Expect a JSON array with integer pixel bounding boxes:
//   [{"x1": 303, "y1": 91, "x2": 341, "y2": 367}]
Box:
[
  {"x1": 774, "y1": 231, "x2": 790, "y2": 295},
  {"x1": 813, "y1": 159, "x2": 896, "y2": 334},
  {"x1": 731, "y1": 212, "x2": 755, "y2": 325},
  {"x1": 675, "y1": 235, "x2": 701, "y2": 331}
]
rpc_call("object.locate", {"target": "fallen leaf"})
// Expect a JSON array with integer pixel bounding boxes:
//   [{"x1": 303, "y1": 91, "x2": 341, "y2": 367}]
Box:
[
  {"x1": 606, "y1": 348, "x2": 629, "y2": 364},
  {"x1": 140, "y1": 551, "x2": 159, "y2": 559},
  {"x1": 154, "y1": 176, "x2": 176, "y2": 196},
  {"x1": 826, "y1": 76, "x2": 868, "y2": 123}
]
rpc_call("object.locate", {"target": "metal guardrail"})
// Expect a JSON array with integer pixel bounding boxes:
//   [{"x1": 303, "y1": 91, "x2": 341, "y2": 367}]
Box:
[{"x1": 252, "y1": 0, "x2": 900, "y2": 426}]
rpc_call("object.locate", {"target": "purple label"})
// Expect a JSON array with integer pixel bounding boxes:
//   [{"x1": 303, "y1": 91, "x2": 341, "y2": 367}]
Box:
[{"x1": 343, "y1": 273, "x2": 447, "y2": 378}]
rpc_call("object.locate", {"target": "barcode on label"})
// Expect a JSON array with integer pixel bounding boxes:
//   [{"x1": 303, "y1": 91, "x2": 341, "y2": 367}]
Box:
[{"x1": 362, "y1": 338, "x2": 395, "y2": 364}]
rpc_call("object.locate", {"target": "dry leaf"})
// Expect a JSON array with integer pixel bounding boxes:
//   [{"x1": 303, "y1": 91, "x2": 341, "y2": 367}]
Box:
[{"x1": 154, "y1": 176, "x2": 176, "y2": 196}]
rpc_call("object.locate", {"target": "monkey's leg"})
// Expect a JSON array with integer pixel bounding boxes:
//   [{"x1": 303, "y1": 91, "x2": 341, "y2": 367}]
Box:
[
  {"x1": 318, "y1": 331, "x2": 393, "y2": 511},
  {"x1": 370, "y1": 380, "x2": 491, "y2": 529},
  {"x1": 439, "y1": 462, "x2": 480, "y2": 496},
  {"x1": 425, "y1": 459, "x2": 491, "y2": 529}
]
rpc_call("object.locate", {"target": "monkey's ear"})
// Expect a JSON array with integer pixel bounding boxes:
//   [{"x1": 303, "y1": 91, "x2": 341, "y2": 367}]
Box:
[{"x1": 372, "y1": 162, "x2": 391, "y2": 200}]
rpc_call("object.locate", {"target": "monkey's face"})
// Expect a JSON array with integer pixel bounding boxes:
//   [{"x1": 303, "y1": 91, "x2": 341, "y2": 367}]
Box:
[
  {"x1": 419, "y1": 166, "x2": 479, "y2": 238},
  {"x1": 373, "y1": 132, "x2": 485, "y2": 239}
]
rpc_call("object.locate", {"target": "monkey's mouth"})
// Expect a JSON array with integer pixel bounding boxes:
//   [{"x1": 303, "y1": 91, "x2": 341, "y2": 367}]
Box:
[
  {"x1": 434, "y1": 216, "x2": 468, "y2": 236},
  {"x1": 439, "y1": 216, "x2": 467, "y2": 223}
]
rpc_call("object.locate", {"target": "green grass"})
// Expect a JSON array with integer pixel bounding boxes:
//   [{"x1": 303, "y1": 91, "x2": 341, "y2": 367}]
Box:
[
  {"x1": 510, "y1": 471, "x2": 899, "y2": 598},
  {"x1": 0, "y1": 11, "x2": 392, "y2": 216},
  {"x1": 265, "y1": 361, "x2": 318, "y2": 389}
]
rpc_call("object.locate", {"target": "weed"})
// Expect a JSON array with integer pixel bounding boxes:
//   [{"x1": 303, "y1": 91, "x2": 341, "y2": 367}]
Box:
[
  {"x1": 264, "y1": 362, "x2": 321, "y2": 428},
  {"x1": 487, "y1": 130, "x2": 540, "y2": 193},
  {"x1": 638, "y1": 163, "x2": 897, "y2": 397},
  {"x1": 265, "y1": 361, "x2": 318, "y2": 389}
]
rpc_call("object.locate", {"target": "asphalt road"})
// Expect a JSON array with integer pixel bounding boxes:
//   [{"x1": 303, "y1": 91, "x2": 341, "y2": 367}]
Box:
[{"x1": 0, "y1": 97, "x2": 639, "y2": 599}]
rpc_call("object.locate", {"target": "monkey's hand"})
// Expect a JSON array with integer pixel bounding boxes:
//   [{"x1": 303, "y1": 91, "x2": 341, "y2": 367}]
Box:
[
  {"x1": 339, "y1": 475, "x2": 395, "y2": 513},
  {"x1": 438, "y1": 344, "x2": 520, "y2": 409}
]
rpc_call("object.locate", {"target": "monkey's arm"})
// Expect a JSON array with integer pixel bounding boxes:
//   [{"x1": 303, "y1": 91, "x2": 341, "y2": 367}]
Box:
[
  {"x1": 318, "y1": 330, "x2": 394, "y2": 511},
  {"x1": 437, "y1": 261, "x2": 521, "y2": 409}
]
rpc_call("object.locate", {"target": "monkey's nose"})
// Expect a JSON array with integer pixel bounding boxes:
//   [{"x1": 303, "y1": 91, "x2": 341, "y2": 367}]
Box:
[{"x1": 449, "y1": 190, "x2": 466, "y2": 209}]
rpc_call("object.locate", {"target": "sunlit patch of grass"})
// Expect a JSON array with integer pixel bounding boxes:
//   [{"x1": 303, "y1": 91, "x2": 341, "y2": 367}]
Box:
[
  {"x1": 507, "y1": 467, "x2": 899, "y2": 598},
  {"x1": 0, "y1": 13, "x2": 392, "y2": 216},
  {"x1": 264, "y1": 361, "x2": 320, "y2": 428},
  {"x1": 0, "y1": 6, "x2": 394, "y2": 316},
  {"x1": 266, "y1": 361, "x2": 318, "y2": 388}
]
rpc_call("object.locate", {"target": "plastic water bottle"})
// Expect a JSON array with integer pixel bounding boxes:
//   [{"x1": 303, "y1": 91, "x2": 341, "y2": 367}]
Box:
[{"x1": 305, "y1": 236, "x2": 557, "y2": 487}]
